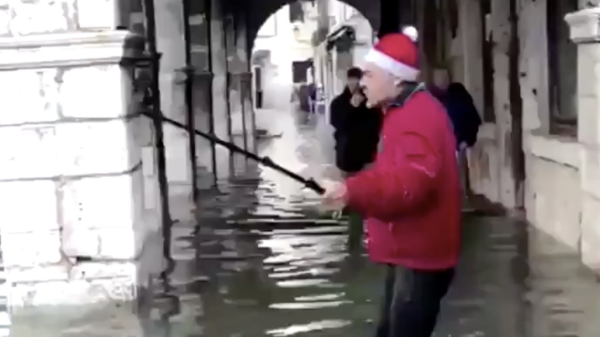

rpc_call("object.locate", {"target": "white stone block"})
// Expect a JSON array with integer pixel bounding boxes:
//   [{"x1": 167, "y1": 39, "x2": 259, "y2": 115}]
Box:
[
  {"x1": 10, "y1": 301, "x2": 142, "y2": 337},
  {"x1": 59, "y1": 65, "x2": 129, "y2": 119},
  {"x1": 580, "y1": 145, "x2": 600, "y2": 199},
  {"x1": 525, "y1": 155, "x2": 582, "y2": 252},
  {"x1": 7, "y1": 266, "x2": 68, "y2": 284},
  {"x1": 577, "y1": 45, "x2": 600, "y2": 97},
  {"x1": 0, "y1": 69, "x2": 61, "y2": 125},
  {"x1": 1, "y1": 230, "x2": 62, "y2": 267},
  {"x1": 0, "y1": 125, "x2": 59, "y2": 180},
  {"x1": 577, "y1": 96, "x2": 600, "y2": 143},
  {"x1": 6, "y1": 262, "x2": 134, "y2": 286},
  {"x1": 8, "y1": 0, "x2": 73, "y2": 36},
  {"x1": 580, "y1": 195, "x2": 600, "y2": 270},
  {"x1": 0, "y1": 180, "x2": 59, "y2": 234},
  {"x1": 0, "y1": 8, "x2": 11, "y2": 36},
  {"x1": 8, "y1": 275, "x2": 136, "y2": 308},
  {"x1": 68, "y1": 261, "x2": 137, "y2": 280},
  {"x1": 565, "y1": 8, "x2": 600, "y2": 43},
  {"x1": 0, "y1": 32, "x2": 132, "y2": 71},
  {"x1": 76, "y1": 0, "x2": 116, "y2": 30},
  {"x1": 60, "y1": 174, "x2": 137, "y2": 232},
  {"x1": 0, "y1": 119, "x2": 140, "y2": 180},
  {"x1": 61, "y1": 227, "x2": 140, "y2": 260},
  {"x1": 55, "y1": 119, "x2": 140, "y2": 176},
  {"x1": 525, "y1": 133, "x2": 581, "y2": 169}
]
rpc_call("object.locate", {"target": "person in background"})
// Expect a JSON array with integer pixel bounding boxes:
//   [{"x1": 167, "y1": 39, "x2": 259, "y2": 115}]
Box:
[
  {"x1": 297, "y1": 84, "x2": 311, "y2": 113},
  {"x1": 330, "y1": 67, "x2": 382, "y2": 175},
  {"x1": 430, "y1": 68, "x2": 482, "y2": 204},
  {"x1": 308, "y1": 82, "x2": 317, "y2": 114},
  {"x1": 321, "y1": 32, "x2": 461, "y2": 337},
  {"x1": 329, "y1": 66, "x2": 382, "y2": 250}
]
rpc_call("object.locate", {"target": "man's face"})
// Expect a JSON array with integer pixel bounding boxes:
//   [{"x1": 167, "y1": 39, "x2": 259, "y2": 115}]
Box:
[
  {"x1": 347, "y1": 77, "x2": 361, "y2": 93},
  {"x1": 361, "y1": 63, "x2": 397, "y2": 108}
]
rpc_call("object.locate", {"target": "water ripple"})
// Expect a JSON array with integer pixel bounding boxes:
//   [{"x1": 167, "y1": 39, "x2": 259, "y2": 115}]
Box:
[{"x1": 6, "y1": 109, "x2": 600, "y2": 336}]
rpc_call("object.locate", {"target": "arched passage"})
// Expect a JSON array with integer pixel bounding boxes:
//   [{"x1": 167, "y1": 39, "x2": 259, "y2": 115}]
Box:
[
  {"x1": 248, "y1": 0, "x2": 377, "y2": 113},
  {"x1": 246, "y1": 0, "x2": 380, "y2": 51}
]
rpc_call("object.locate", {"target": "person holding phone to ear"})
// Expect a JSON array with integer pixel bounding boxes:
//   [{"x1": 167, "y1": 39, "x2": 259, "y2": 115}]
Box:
[
  {"x1": 329, "y1": 67, "x2": 382, "y2": 177},
  {"x1": 329, "y1": 67, "x2": 382, "y2": 250}
]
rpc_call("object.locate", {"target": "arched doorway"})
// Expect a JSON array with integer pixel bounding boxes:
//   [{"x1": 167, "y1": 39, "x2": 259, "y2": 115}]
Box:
[{"x1": 249, "y1": 0, "x2": 376, "y2": 116}]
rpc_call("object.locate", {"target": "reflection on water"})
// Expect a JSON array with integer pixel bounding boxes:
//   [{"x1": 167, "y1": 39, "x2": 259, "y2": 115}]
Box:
[
  {"x1": 6, "y1": 109, "x2": 600, "y2": 336},
  {"x1": 155, "y1": 211, "x2": 600, "y2": 337}
]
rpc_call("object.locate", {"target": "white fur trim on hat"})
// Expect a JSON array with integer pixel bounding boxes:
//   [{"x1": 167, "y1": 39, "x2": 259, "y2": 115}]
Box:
[
  {"x1": 402, "y1": 26, "x2": 418, "y2": 42},
  {"x1": 364, "y1": 48, "x2": 419, "y2": 81}
]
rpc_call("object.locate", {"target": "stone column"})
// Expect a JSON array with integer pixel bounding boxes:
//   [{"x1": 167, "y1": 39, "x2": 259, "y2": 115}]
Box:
[
  {"x1": 154, "y1": 0, "x2": 196, "y2": 222},
  {"x1": 490, "y1": 0, "x2": 517, "y2": 208},
  {"x1": 186, "y1": 0, "x2": 218, "y2": 187},
  {"x1": 458, "y1": 0, "x2": 484, "y2": 115},
  {"x1": 229, "y1": 10, "x2": 256, "y2": 159},
  {"x1": 518, "y1": 0, "x2": 550, "y2": 133},
  {"x1": 0, "y1": 0, "x2": 161, "y2": 331},
  {"x1": 565, "y1": 7, "x2": 600, "y2": 271},
  {"x1": 225, "y1": 11, "x2": 246, "y2": 174},
  {"x1": 210, "y1": 0, "x2": 233, "y2": 181}
]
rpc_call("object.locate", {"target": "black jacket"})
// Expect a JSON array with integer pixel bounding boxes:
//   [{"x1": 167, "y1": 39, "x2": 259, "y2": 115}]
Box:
[
  {"x1": 431, "y1": 83, "x2": 482, "y2": 149},
  {"x1": 330, "y1": 88, "x2": 382, "y2": 173}
]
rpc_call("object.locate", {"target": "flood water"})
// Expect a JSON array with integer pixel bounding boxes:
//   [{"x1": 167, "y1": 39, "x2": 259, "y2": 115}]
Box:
[{"x1": 8, "y1": 108, "x2": 600, "y2": 336}]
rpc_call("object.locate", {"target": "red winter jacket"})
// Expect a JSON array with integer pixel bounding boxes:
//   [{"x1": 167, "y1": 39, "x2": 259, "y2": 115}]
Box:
[{"x1": 345, "y1": 88, "x2": 461, "y2": 270}]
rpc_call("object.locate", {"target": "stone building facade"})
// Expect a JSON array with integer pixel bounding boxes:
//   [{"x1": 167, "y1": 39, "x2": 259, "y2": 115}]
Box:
[
  {"x1": 0, "y1": 0, "x2": 162, "y2": 313},
  {"x1": 419, "y1": 0, "x2": 600, "y2": 271}
]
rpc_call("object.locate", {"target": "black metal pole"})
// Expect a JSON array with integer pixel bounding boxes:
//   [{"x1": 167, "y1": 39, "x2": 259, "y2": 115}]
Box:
[
  {"x1": 140, "y1": 111, "x2": 326, "y2": 195},
  {"x1": 182, "y1": 0, "x2": 198, "y2": 201},
  {"x1": 223, "y1": 15, "x2": 235, "y2": 176},
  {"x1": 238, "y1": 7, "x2": 248, "y2": 155},
  {"x1": 206, "y1": 0, "x2": 218, "y2": 181},
  {"x1": 141, "y1": 0, "x2": 172, "y2": 273},
  {"x1": 241, "y1": 72, "x2": 249, "y2": 155}
]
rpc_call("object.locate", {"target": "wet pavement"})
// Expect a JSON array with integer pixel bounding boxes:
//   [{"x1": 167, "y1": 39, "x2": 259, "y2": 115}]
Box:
[
  {"x1": 7, "y1": 108, "x2": 600, "y2": 336},
  {"x1": 136, "y1": 108, "x2": 600, "y2": 337}
]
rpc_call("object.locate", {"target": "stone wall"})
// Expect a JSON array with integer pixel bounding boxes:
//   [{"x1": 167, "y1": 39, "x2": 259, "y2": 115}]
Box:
[
  {"x1": 459, "y1": 0, "x2": 580, "y2": 215},
  {"x1": 153, "y1": 0, "x2": 196, "y2": 222},
  {"x1": 565, "y1": 7, "x2": 600, "y2": 270},
  {"x1": 453, "y1": 0, "x2": 600, "y2": 270},
  {"x1": 518, "y1": 0, "x2": 583, "y2": 255},
  {"x1": 0, "y1": 0, "x2": 162, "y2": 328}
]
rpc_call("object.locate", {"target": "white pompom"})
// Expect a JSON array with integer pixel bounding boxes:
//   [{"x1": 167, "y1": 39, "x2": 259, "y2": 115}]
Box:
[{"x1": 402, "y1": 26, "x2": 418, "y2": 42}]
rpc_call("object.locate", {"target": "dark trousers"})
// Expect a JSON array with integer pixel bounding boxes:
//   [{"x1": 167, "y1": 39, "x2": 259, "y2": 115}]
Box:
[
  {"x1": 341, "y1": 171, "x2": 364, "y2": 251},
  {"x1": 375, "y1": 265, "x2": 454, "y2": 337}
]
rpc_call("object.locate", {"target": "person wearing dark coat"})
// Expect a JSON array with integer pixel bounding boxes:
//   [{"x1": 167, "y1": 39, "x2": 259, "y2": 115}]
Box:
[
  {"x1": 430, "y1": 69, "x2": 481, "y2": 151},
  {"x1": 430, "y1": 68, "x2": 482, "y2": 202},
  {"x1": 329, "y1": 67, "x2": 382, "y2": 175},
  {"x1": 329, "y1": 67, "x2": 382, "y2": 251}
]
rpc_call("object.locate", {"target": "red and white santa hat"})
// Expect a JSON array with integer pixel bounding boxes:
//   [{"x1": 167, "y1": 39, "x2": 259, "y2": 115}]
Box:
[{"x1": 364, "y1": 26, "x2": 419, "y2": 81}]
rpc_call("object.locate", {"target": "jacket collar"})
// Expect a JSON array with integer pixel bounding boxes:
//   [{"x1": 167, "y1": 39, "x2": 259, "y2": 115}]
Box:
[{"x1": 383, "y1": 82, "x2": 427, "y2": 113}]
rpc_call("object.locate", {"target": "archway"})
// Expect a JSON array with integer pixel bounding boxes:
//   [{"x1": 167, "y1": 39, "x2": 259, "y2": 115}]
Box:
[
  {"x1": 249, "y1": 0, "x2": 376, "y2": 113},
  {"x1": 247, "y1": 0, "x2": 380, "y2": 51}
]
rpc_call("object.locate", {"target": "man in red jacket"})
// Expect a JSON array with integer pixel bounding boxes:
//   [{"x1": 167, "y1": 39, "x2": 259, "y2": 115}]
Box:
[{"x1": 322, "y1": 31, "x2": 461, "y2": 337}]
